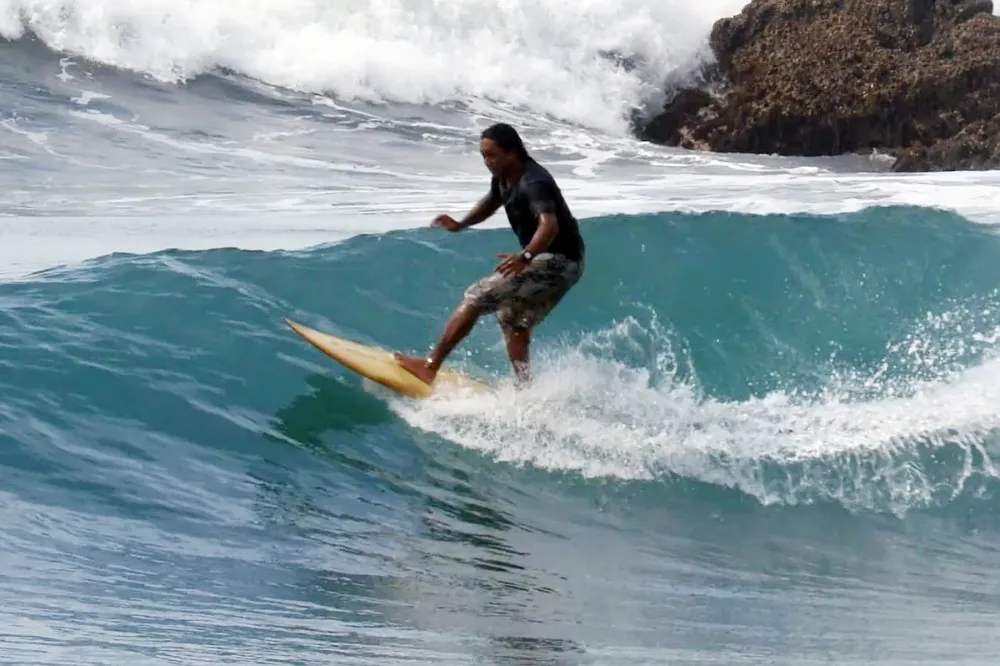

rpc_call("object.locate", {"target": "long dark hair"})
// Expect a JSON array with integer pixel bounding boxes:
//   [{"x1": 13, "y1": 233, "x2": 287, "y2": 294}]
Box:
[{"x1": 481, "y1": 122, "x2": 533, "y2": 163}]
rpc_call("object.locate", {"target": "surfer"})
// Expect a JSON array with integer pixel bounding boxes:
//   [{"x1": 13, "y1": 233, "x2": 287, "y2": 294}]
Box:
[{"x1": 394, "y1": 122, "x2": 585, "y2": 386}]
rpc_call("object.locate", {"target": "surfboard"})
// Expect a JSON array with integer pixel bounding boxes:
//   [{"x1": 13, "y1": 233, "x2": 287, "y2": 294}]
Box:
[{"x1": 285, "y1": 319, "x2": 491, "y2": 399}]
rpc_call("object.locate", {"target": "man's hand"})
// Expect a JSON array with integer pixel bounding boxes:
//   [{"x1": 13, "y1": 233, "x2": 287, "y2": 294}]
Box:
[
  {"x1": 432, "y1": 214, "x2": 463, "y2": 232},
  {"x1": 496, "y1": 252, "x2": 529, "y2": 277}
]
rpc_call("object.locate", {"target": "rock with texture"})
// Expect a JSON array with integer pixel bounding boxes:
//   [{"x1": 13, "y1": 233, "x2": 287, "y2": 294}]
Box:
[{"x1": 636, "y1": 0, "x2": 1000, "y2": 171}]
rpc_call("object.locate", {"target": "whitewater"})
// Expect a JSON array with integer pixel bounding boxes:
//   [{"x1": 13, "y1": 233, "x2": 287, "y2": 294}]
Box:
[{"x1": 4, "y1": 0, "x2": 1000, "y2": 664}]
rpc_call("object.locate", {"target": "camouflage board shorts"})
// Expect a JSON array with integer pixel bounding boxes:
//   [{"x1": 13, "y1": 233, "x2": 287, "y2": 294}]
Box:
[{"x1": 462, "y1": 252, "x2": 584, "y2": 331}]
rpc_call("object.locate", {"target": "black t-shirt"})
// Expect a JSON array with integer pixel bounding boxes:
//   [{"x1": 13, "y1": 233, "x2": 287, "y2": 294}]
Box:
[{"x1": 489, "y1": 160, "x2": 585, "y2": 262}]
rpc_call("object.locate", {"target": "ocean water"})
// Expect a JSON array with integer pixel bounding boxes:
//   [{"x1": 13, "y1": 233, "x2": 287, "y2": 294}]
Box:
[{"x1": 5, "y1": 1, "x2": 1000, "y2": 664}]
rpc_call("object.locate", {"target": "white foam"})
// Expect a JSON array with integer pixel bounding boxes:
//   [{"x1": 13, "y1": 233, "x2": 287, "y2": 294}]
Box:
[
  {"x1": 0, "y1": 0, "x2": 752, "y2": 134},
  {"x1": 390, "y1": 305, "x2": 1000, "y2": 516},
  {"x1": 6, "y1": 143, "x2": 1000, "y2": 281}
]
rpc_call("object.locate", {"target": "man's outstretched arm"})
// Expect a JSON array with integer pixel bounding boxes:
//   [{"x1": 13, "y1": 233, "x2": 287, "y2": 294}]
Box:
[
  {"x1": 434, "y1": 188, "x2": 501, "y2": 232},
  {"x1": 457, "y1": 189, "x2": 501, "y2": 229}
]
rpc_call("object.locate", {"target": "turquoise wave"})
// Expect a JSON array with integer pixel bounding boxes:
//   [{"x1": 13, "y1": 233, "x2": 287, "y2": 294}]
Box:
[{"x1": 2, "y1": 205, "x2": 1000, "y2": 520}]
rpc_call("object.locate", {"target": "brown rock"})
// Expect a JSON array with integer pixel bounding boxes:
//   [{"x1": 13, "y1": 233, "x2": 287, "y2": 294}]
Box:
[
  {"x1": 893, "y1": 112, "x2": 1000, "y2": 169},
  {"x1": 636, "y1": 0, "x2": 1000, "y2": 171}
]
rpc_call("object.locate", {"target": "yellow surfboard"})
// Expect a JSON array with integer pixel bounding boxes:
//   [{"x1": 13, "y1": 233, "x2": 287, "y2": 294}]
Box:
[{"x1": 285, "y1": 319, "x2": 491, "y2": 399}]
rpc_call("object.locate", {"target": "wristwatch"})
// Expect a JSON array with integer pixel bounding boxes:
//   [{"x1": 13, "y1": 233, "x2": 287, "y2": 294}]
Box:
[{"x1": 520, "y1": 250, "x2": 534, "y2": 261}]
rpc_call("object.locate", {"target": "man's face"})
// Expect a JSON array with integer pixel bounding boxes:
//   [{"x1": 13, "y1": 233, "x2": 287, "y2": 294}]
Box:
[{"x1": 480, "y1": 138, "x2": 513, "y2": 177}]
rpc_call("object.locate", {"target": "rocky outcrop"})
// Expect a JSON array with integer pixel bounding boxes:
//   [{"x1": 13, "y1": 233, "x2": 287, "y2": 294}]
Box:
[
  {"x1": 893, "y1": 114, "x2": 1000, "y2": 170},
  {"x1": 636, "y1": 0, "x2": 1000, "y2": 171}
]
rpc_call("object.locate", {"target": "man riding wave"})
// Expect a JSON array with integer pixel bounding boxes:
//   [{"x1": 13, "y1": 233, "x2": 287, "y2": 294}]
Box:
[{"x1": 395, "y1": 122, "x2": 586, "y2": 386}]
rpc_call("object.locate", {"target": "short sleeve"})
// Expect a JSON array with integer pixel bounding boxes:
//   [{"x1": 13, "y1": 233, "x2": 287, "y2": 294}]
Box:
[{"x1": 523, "y1": 179, "x2": 557, "y2": 216}]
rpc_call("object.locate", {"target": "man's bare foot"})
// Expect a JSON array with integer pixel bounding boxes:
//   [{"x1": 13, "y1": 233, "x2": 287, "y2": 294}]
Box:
[{"x1": 394, "y1": 352, "x2": 438, "y2": 384}]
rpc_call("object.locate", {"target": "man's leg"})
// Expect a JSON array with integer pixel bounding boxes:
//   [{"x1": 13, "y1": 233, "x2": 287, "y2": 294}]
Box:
[
  {"x1": 394, "y1": 302, "x2": 480, "y2": 384},
  {"x1": 395, "y1": 270, "x2": 512, "y2": 384},
  {"x1": 495, "y1": 253, "x2": 584, "y2": 387},
  {"x1": 503, "y1": 326, "x2": 531, "y2": 385}
]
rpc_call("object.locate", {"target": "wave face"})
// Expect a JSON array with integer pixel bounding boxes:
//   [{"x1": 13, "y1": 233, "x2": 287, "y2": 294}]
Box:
[
  {"x1": 397, "y1": 207, "x2": 1000, "y2": 515},
  {"x1": 4, "y1": 206, "x2": 1000, "y2": 663}
]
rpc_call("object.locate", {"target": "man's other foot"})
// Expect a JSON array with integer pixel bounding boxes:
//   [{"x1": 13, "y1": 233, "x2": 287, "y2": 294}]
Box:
[{"x1": 394, "y1": 352, "x2": 438, "y2": 384}]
